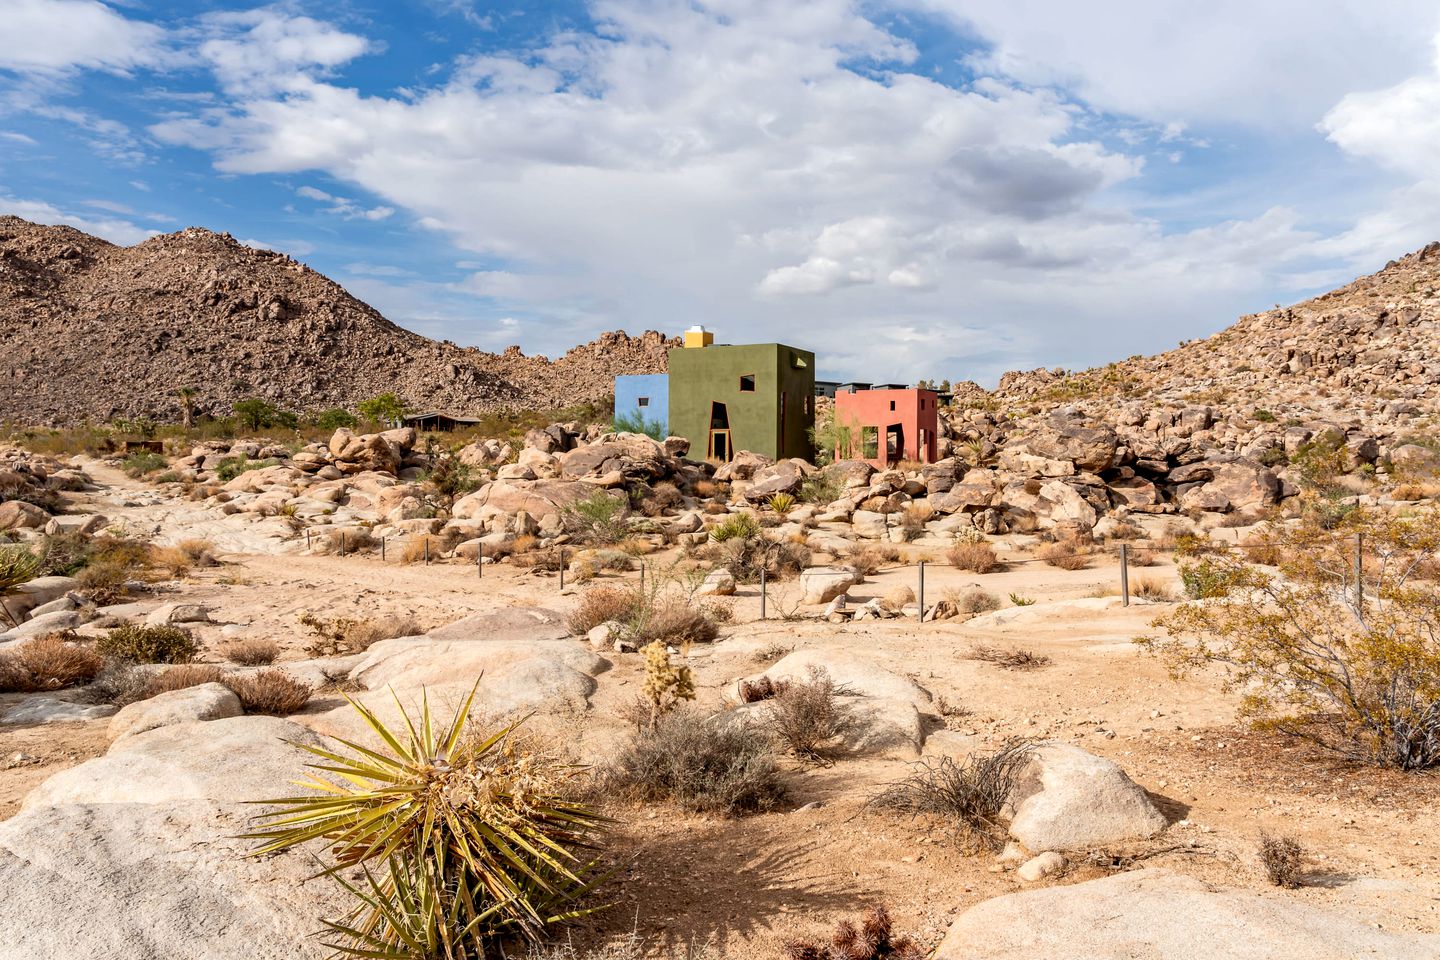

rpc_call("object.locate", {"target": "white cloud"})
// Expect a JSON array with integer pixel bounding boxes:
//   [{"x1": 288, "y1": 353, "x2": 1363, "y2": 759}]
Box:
[
  {"x1": 1322, "y1": 35, "x2": 1440, "y2": 180},
  {"x1": 0, "y1": 131, "x2": 38, "y2": 145},
  {"x1": 912, "y1": 0, "x2": 1440, "y2": 129},
  {"x1": 293, "y1": 183, "x2": 393, "y2": 220},
  {"x1": 239, "y1": 236, "x2": 316, "y2": 256},
  {"x1": 0, "y1": 0, "x2": 167, "y2": 75},
  {"x1": 197, "y1": 9, "x2": 373, "y2": 96},
  {"x1": 0, "y1": 195, "x2": 156, "y2": 245}
]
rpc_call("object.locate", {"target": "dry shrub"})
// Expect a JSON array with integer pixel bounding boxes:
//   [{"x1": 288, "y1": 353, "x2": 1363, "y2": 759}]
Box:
[
  {"x1": 316, "y1": 527, "x2": 378, "y2": 555},
  {"x1": 1259, "y1": 831, "x2": 1305, "y2": 888},
  {"x1": 566, "y1": 585, "x2": 642, "y2": 635},
  {"x1": 151, "y1": 538, "x2": 218, "y2": 577},
  {"x1": 75, "y1": 559, "x2": 137, "y2": 604},
  {"x1": 634, "y1": 599, "x2": 720, "y2": 647},
  {"x1": 692, "y1": 479, "x2": 721, "y2": 499},
  {"x1": 1392, "y1": 481, "x2": 1440, "y2": 502},
  {"x1": 511, "y1": 546, "x2": 566, "y2": 571},
  {"x1": 900, "y1": 503, "x2": 933, "y2": 533},
  {"x1": 617, "y1": 537, "x2": 655, "y2": 557},
  {"x1": 1130, "y1": 575, "x2": 1176, "y2": 602},
  {"x1": 147, "y1": 663, "x2": 224, "y2": 696},
  {"x1": 966, "y1": 644, "x2": 1050, "y2": 670},
  {"x1": 85, "y1": 659, "x2": 150, "y2": 705},
  {"x1": 96, "y1": 623, "x2": 199, "y2": 664},
  {"x1": 738, "y1": 675, "x2": 786, "y2": 704},
  {"x1": 945, "y1": 587, "x2": 1000, "y2": 614},
  {"x1": 947, "y1": 541, "x2": 1002, "y2": 573},
  {"x1": 1038, "y1": 537, "x2": 1091, "y2": 570},
  {"x1": 769, "y1": 666, "x2": 852, "y2": 764},
  {"x1": 222, "y1": 669, "x2": 312, "y2": 714},
  {"x1": 870, "y1": 741, "x2": 1033, "y2": 850},
  {"x1": 846, "y1": 544, "x2": 885, "y2": 577},
  {"x1": 751, "y1": 642, "x2": 792, "y2": 665},
  {"x1": 299, "y1": 612, "x2": 419, "y2": 657},
  {"x1": 0, "y1": 633, "x2": 103, "y2": 692},
  {"x1": 784, "y1": 904, "x2": 925, "y2": 960},
  {"x1": 603, "y1": 708, "x2": 785, "y2": 815},
  {"x1": 223, "y1": 637, "x2": 280, "y2": 666},
  {"x1": 1240, "y1": 541, "x2": 1284, "y2": 566},
  {"x1": 399, "y1": 535, "x2": 443, "y2": 564},
  {"x1": 1125, "y1": 547, "x2": 1160, "y2": 567},
  {"x1": 1106, "y1": 521, "x2": 1143, "y2": 540}
]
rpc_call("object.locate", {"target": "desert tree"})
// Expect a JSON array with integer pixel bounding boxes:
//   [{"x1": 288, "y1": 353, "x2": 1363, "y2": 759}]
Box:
[{"x1": 1140, "y1": 506, "x2": 1440, "y2": 770}]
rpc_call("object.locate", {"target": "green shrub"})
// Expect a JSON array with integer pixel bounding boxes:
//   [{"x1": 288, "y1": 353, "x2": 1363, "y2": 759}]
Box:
[
  {"x1": 613, "y1": 410, "x2": 666, "y2": 440},
  {"x1": 798, "y1": 472, "x2": 845, "y2": 505},
  {"x1": 356, "y1": 392, "x2": 408, "y2": 426},
  {"x1": 232, "y1": 397, "x2": 298, "y2": 432},
  {"x1": 563, "y1": 490, "x2": 629, "y2": 545},
  {"x1": 122, "y1": 451, "x2": 168, "y2": 477},
  {"x1": 312, "y1": 408, "x2": 358, "y2": 430},
  {"x1": 1178, "y1": 556, "x2": 1247, "y2": 599},
  {"x1": 96, "y1": 624, "x2": 199, "y2": 664},
  {"x1": 1253, "y1": 409, "x2": 1276, "y2": 423},
  {"x1": 708, "y1": 513, "x2": 760, "y2": 543},
  {"x1": 0, "y1": 546, "x2": 42, "y2": 627}
]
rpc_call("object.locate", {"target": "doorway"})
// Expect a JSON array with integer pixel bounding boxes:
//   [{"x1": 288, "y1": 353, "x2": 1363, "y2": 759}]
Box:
[
  {"x1": 708, "y1": 401, "x2": 732, "y2": 461},
  {"x1": 886, "y1": 423, "x2": 904, "y2": 465}
]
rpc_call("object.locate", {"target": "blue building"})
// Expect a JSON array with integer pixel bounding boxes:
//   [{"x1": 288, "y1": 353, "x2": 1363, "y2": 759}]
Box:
[{"x1": 614, "y1": 374, "x2": 670, "y2": 437}]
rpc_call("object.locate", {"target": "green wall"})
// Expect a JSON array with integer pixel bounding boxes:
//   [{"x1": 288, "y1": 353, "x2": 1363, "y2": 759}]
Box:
[{"x1": 668, "y1": 343, "x2": 815, "y2": 461}]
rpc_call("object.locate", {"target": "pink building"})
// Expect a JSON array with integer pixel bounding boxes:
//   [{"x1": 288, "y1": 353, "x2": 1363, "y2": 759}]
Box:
[{"x1": 833, "y1": 387, "x2": 939, "y2": 467}]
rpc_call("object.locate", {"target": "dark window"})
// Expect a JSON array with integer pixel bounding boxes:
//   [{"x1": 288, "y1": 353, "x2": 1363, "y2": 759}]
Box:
[
  {"x1": 920, "y1": 398, "x2": 925, "y2": 409},
  {"x1": 637, "y1": 397, "x2": 649, "y2": 407},
  {"x1": 739, "y1": 374, "x2": 756, "y2": 392},
  {"x1": 889, "y1": 400, "x2": 896, "y2": 411},
  {"x1": 804, "y1": 395, "x2": 813, "y2": 416}
]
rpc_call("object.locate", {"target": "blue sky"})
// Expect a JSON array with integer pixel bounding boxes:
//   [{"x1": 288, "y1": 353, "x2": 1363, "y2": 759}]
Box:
[{"x1": 4, "y1": 1, "x2": 1440, "y2": 386}]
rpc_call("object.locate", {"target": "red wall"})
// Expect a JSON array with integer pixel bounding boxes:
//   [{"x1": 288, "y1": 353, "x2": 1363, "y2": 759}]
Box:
[{"x1": 832, "y1": 389, "x2": 939, "y2": 467}]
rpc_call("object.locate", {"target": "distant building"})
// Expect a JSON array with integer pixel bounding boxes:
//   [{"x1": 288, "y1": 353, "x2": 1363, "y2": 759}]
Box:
[
  {"x1": 403, "y1": 412, "x2": 484, "y2": 432},
  {"x1": 614, "y1": 373, "x2": 670, "y2": 435},
  {"x1": 832, "y1": 386, "x2": 939, "y2": 467},
  {"x1": 814, "y1": 380, "x2": 842, "y2": 399},
  {"x1": 666, "y1": 328, "x2": 815, "y2": 461}
]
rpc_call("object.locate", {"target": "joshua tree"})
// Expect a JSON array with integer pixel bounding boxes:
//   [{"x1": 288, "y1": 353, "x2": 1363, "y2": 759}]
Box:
[{"x1": 176, "y1": 386, "x2": 197, "y2": 429}]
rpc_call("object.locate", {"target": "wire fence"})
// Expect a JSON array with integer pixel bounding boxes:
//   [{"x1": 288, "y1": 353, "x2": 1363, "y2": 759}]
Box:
[{"x1": 300, "y1": 524, "x2": 1371, "y2": 623}]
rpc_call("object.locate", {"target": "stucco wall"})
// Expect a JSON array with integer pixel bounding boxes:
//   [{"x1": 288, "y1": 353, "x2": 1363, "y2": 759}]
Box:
[
  {"x1": 614, "y1": 374, "x2": 669, "y2": 435},
  {"x1": 668, "y1": 343, "x2": 815, "y2": 460}
]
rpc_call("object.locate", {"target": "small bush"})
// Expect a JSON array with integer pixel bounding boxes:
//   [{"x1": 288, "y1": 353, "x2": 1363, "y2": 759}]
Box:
[
  {"x1": 604, "y1": 709, "x2": 786, "y2": 815},
  {"x1": 965, "y1": 644, "x2": 1050, "y2": 670},
  {"x1": 566, "y1": 585, "x2": 643, "y2": 635},
  {"x1": 784, "y1": 904, "x2": 925, "y2": 960},
  {"x1": 1008, "y1": 592, "x2": 1035, "y2": 606},
  {"x1": 899, "y1": 503, "x2": 932, "y2": 534},
  {"x1": 86, "y1": 659, "x2": 150, "y2": 705},
  {"x1": 798, "y1": 472, "x2": 845, "y2": 505},
  {"x1": 122, "y1": 450, "x2": 168, "y2": 478},
  {"x1": 96, "y1": 624, "x2": 199, "y2": 664},
  {"x1": 316, "y1": 527, "x2": 378, "y2": 555},
  {"x1": 563, "y1": 490, "x2": 630, "y2": 545},
  {"x1": 870, "y1": 741, "x2": 1033, "y2": 850},
  {"x1": 1178, "y1": 557, "x2": 1245, "y2": 599},
  {"x1": 633, "y1": 600, "x2": 720, "y2": 647},
  {"x1": 148, "y1": 664, "x2": 224, "y2": 696},
  {"x1": 223, "y1": 637, "x2": 280, "y2": 666},
  {"x1": 222, "y1": 669, "x2": 312, "y2": 714},
  {"x1": 1131, "y1": 575, "x2": 1176, "y2": 602},
  {"x1": 149, "y1": 538, "x2": 215, "y2": 578},
  {"x1": 1037, "y1": 538, "x2": 1090, "y2": 570},
  {"x1": 769, "y1": 666, "x2": 852, "y2": 764},
  {"x1": 1258, "y1": 832, "x2": 1305, "y2": 888},
  {"x1": 768, "y1": 492, "x2": 797, "y2": 515},
  {"x1": 947, "y1": 587, "x2": 1000, "y2": 614},
  {"x1": 0, "y1": 633, "x2": 103, "y2": 692},
  {"x1": 948, "y1": 541, "x2": 1001, "y2": 573},
  {"x1": 846, "y1": 544, "x2": 885, "y2": 577},
  {"x1": 299, "y1": 612, "x2": 418, "y2": 657}
]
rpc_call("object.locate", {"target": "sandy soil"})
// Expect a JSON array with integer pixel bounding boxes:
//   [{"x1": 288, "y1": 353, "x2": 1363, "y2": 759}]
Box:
[{"x1": 2, "y1": 463, "x2": 1437, "y2": 955}]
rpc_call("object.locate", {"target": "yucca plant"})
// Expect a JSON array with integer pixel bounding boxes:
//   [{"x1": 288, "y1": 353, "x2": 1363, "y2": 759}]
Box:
[
  {"x1": 767, "y1": 492, "x2": 797, "y2": 515},
  {"x1": 0, "y1": 546, "x2": 42, "y2": 628},
  {"x1": 246, "y1": 684, "x2": 611, "y2": 958}
]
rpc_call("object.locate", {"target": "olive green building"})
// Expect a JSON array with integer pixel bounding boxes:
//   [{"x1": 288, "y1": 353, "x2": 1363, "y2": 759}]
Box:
[{"x1": 666, "y1": 330, "x2": 815, "y2": 462}]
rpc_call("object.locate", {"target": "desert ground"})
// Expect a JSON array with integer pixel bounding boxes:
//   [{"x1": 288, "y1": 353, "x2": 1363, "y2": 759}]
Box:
[{"x1": 3, "y1": 458, "x2": 1436, "y2": 958}]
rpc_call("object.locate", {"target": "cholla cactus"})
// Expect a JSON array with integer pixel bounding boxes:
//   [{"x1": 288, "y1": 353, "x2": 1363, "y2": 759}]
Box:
[
  {"x1": 641, "y1": 641, "x2": 694, "y2": 727},
  {"x1": 784, "y1": 905, "x2": 925, "y2": 960}
]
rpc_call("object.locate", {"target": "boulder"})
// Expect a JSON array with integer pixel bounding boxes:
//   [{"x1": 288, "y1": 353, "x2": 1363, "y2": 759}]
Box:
[
  {"x1": 2, "y1": 697, "x2": 117, "y2": 725},
  {"x1": 1007, "y1": 743, "x2": 1167, "y2": 851},
  {"x1": 696, "y1": 568, "x2": 737, "y2": 597},
  {"x1": 0, "y1": 500, "x2": 48, "y2": 531},
  {"x1": 3, "y1": 576, "x2": 79, "y2": 622},
  {"x1": 799, "y1": 566, "x2": 857, "y2": 604},
  {"x1": 426, "y1": 606, "x2": 570, "y2": 643},
  {"x1": 558, "y1": 434, "x2": 668, "y2": 481},
  {"x1": 713, "y1": 450, "x2": 773, "y2": 482},
  {"x1": 0, "y1": 716, "x2": 344, "y2": 959},
  {"x1": 1016, "y1": 417, "x2": 1118, "y2": 472},
  {"x1": 452, "y1": 480, "x2": 594, "y2": 520},
  {"x1": 1016, "y1": 851, "x2": 1066, "y2": 882},
  {"x1": 934, "y1": 868, "x2": 1440, "y2": 959},
  {"x1": 107, "y1": 683, "x2": 243, "y2": 742},
  {"x1": 145, "y1": 603, "x2": 212, "y2": 626},
  {"x1": 744, "y1": 459, "x2": 807, "y2": 501},
  {"x1": 824, "y1": 459, "x2": 876, "y2": 490},
  {"x1": 1037, "y1": 480, "x2": 1099, "y2": 531}
]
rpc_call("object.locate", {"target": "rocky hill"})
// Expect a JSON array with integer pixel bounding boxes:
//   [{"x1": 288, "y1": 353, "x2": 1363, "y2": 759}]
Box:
[
  {"x1": 0, "y1": 217, "x2": 674, "y2": 425},
  {"x1": 989, "y1": 241, "x2": 1440, "y2": 430}
]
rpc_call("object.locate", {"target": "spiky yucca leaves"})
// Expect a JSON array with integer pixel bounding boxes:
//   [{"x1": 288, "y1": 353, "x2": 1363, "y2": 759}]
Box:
[
  {"x1": 0, "y1": 545, "x2": 42, "y2": 627},
  {"x1": 246, "y1": 685, "x2": 611, "y2": 958}
]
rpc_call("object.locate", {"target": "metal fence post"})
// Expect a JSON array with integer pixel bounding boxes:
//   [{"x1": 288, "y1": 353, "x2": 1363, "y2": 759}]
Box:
[
  {"x1": 559, "y1": 547, "x2": 565, "y2": 590},
  {"x1": 381, "y1": 537, "x2": 386, "y2": 562},
  {"x1": 1120, "y1": 543, "x2": 1130, "y2": 607},
  {"x1": 1354, "y1": 533, "x2": 1364, "y2": 613},
  {"x1": 918, "y1": 560, "x2": 925, "y2": 622},
  {"x1": 305, "y1": 528, "x2": 311, "y2": 551},
  {"x1": 339, "y1": 531, "x2": 345, "y2": 557},
  {"x1": 424, "y1": 538, "x2": 430, "y2": 565},
  {"x1": 478, "y1": 547, "x2": 483, "y2": 579},
  {"x1": 760, "y1": 567, "x2": 767, "y2": 620}
]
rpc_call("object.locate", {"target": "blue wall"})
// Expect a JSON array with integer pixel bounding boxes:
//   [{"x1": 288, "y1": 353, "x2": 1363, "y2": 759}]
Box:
[{"x1": 614, "y1": 374, "x2": 670, "y2": 436}]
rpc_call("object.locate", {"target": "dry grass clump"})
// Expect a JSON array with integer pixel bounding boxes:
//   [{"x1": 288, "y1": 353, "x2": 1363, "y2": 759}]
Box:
[
  {"x1": 222, "y1": 637, "x2": 280, "y2": 666},
  {"x1": 315, "y1": 527, "x2": 378, "y2": 555},
  {"x1": 0, "y1": 633, "x2": 103, "y2": 692},
  {"x1": 1258, "y1": 832, "x2": 1305, "y2": 888},
  {"x1": 633, "y1": 599, "x2": 721, "y2": 647},
  {"x1": 1037, "y1": 537, "x2": 1091, "y2": 570},
  {"x1": 947, "y1": 541, "x2": 1002, "y2": 573},
  {"x1": 96, "y1": 623, "x2": 199, "y2": 664},
  {"x1": 603, "y1": 709, "x2": 786, "y2": 815},
  {"x1": 965, "y1": 644, "x2": 1051, "y2": 670},
  {"x1": 299, "y1": 611, "x2": 419, "y2": 657},
  {"x1": 566, "y1": 585, "x2": 643, "y2": 635},
  {"x1": 1130, "y1": 575, "x2": 1176, "y2": 602},
  {"x1": 221, "y1": 669, "x2": 312, "y2": 714},
  {"x1": 784, "y1": 904, "x2": 925, "y2": 960},
  {"x1": 846, "y1": 544, "x2": 886, "y2": 577},
  {"x1": 149, "y1": 538, "x2": 219, "y2": 578},
  {"x1": 946, "y1": 587, "x2": 1000, "y2": 614},
  {"x1": 147, "y1": 664, "x2": 224, "y2": 696},
  {"x1": 1124, "y1": 547, "x2": 1159, "y2": 567},
  {"x1": 870, "y1": 741, "x2": 1033, "y2": 851},
  {"x1": 899, "y1": 503, "x2": 933, "y2": 534},
  {"x1": 85, "y1": 659, "x2": 151, "y2": 705},
  {"x1": 769, "y1": 666, "x2": 852, "y2": 764},
  {"x1": 1392, "y1": 481, "x2": 1440, "y2": 502},
  {"x1": 398, "y1": 535, "x2": 443, "y2": 563}
]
